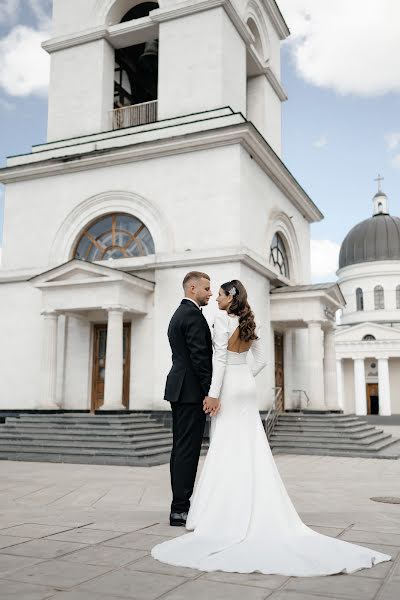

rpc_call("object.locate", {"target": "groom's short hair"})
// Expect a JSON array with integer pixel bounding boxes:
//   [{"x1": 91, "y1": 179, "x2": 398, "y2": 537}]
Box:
[{"x1": 183, "y1": 271, "x2": 210, "y2": 290}]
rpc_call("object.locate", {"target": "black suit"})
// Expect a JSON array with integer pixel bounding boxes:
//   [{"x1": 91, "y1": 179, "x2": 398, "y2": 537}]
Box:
[{"x1": 165, "y1": 299, "x2": 213, "y2": 513}]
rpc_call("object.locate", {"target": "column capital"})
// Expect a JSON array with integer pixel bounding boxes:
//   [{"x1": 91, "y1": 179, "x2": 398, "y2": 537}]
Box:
[
  {"x1": 102, "y1": 305, "x2": 127, "y2": 313},
  {"x1": 41, "y1": 309, "x2": 59, "y2": 318},
  {"x1": 306, "y1": 320, "x2": 323, "y2": 328},
  {"x1": 377, "y1": 355, "x2": 390, "y2": 361}
]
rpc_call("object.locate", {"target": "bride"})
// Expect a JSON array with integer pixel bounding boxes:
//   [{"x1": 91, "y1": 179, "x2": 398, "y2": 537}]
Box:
[{"x1": 151, "y1": 280, "x2": 392, "y2": 576}]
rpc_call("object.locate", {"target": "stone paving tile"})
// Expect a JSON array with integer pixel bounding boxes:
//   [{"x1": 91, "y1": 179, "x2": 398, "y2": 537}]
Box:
[
  {"x1": 352, "y1": 559, "x2": 394, "y2": 579},
  {"x1": 0, "y1": 538, "x2": 88, "y2": 559},
  {"x1": 125, "y1": 555, "x2": 201, "y2": 578},
  {"x1": 139, "y1": 523, "x2": 188, "y2": 538},
  {"x1": 0, "y1": 523, "x2": 74, "y2": 538},
  {"x1": 379, "y1": 579, "x2": 400, "y2": 600},
  {"x1": 45, "y1": 592, "x2": 131, "y2": 600},
  {"x1": 307, "y1": 526, "x2": 344, "y2": 537},
  {"x1": 84, "y1": 521, "x2": 158, "y2": 533},
  {"x1": 104, "y1": 532, "x2": 170, "y2": 551},
  {"x1": 77, "y1": 568, "x2": 188, "y2": 599},
  {"x1": 268, "y1": 591, "x2": 339, "y2": 600},
  {"x1": 339, "y1": 529, "x2": 400, "y2": 546},
  {"x1": 48, "y1": 527, "x2": 124, "y2": 544},
  {"x1": 200, "y1": 570, "x2": 289, "y2": 590},
  {"x1": 283, "y1": 573, "x2": 383, "y2": 599},
  {"x1": 160, "y1": 578, "x2": 273, "y2": 600},
  {"x1": 0, "y1": 578, "x2": 56, "y2": 600},
  {"x1": 0, "y1": 534, "x2": 31, "y2": 549},
  {"x1": 4, "y1": 557, "x2": 114, "y2": 588},
  {"x1": 0, "y1": 553, "x2": 45, "y2": 577},
  {"x1": 61, "y1": 545, "x2": 147, "y2": 567},
  {"x1": 356, "y1": 541, "x2": 399, "y2": 558}
]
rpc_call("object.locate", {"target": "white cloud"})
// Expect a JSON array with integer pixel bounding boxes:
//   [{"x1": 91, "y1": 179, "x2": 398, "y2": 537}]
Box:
[
  {"x1": 313, "y1": 135, "x2": 327, "y2": 148},
  {"x1": 0, "y1": 96, "x2": 15, "y2": 110},
  {"x1": 0, "y1": 0, "x2": 19, "y2": 24},
  {"x1": 0, "y1": 24, "x2": 50, "y2": 97},
  {"x1": 310, "y1": 239, "x2": 340, "y2": 281},
  {"x1": 391, "y1": 154, "x2": 400, "y2": 169},
  {"x1": 385, "y1": 132, "x2": 400, "y2": 150},
  {"x1": 279, "y1": 0, "x2": 400, "y2": 96}
]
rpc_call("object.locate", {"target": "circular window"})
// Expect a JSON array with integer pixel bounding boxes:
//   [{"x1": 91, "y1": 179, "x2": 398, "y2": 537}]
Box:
[{"x1": 74, "y1": 213, "x2": 155, "y2": 261}]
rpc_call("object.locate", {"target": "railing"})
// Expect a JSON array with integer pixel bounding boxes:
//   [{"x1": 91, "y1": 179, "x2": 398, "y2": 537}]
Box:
[
  {"x1": 292, "y1": 389, "x2": 310, "y2": 411},
  {"x1": 110, "y1": 100, "x2": 158, "y2": 130},
  {"x1": 264, "y1": 386, "x2": 284, "y2": 441}
]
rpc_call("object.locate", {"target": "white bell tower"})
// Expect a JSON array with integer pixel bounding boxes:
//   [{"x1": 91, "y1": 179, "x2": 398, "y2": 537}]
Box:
[{"x1": 44, "y1": 0, "x2": 288, "y2": 154}]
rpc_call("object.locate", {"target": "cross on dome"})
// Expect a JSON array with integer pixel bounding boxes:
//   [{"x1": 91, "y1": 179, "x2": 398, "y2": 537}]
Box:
[{"x1": 374, "y1": 174, "x2": 384, "y2": 193}]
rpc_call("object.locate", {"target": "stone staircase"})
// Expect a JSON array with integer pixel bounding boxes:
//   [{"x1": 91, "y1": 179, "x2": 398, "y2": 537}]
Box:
[
  {"x1": 269, "y1": 412, "x2": 400, "y2": 459},
  {"x1": 0, "y1": 413, "x2": 179, "y2": 466}
]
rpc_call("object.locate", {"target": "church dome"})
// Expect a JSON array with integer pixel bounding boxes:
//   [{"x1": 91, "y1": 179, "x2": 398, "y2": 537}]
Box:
[{"x1": 339, "y1": 188, "x2": 400, "y2": 269}]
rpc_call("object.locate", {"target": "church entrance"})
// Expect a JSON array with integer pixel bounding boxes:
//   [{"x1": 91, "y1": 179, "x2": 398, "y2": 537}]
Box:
[
  {"x1": 366, "y1": 383, "x2": 379, "y2": 415},
  {"x1": 274, "y1": 332, "x2": 285, "y2": 408},
  {"x1": 91, "y1": 323, "x2": 131, "y2": 411}
]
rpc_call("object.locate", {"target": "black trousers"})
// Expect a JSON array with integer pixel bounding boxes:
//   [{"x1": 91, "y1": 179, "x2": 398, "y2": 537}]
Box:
[{"x1": 169, "y1": 401, "x2": 206, "y2": 513}]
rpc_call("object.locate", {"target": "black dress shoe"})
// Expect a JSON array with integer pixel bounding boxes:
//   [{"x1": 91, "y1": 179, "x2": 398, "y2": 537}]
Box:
[{"x1": 170, "y1": 511, "x2": 188, "y2": 527}]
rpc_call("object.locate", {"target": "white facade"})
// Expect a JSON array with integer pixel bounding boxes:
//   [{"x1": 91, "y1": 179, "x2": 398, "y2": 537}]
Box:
[
  {"x1": 336, "y1": 193, "x2": 400, "y2": 416},
  {"x1": 0, "y1": 0, "x2": 341, "y2": 413}
]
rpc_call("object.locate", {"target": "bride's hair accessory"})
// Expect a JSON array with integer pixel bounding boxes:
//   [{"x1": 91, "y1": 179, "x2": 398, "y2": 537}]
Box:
[{"x1": 228, "y1": 286, "x2": 237, "y2": 297}]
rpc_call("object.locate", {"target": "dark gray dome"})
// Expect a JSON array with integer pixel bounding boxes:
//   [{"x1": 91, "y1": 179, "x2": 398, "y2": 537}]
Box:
[{"x1": 339, "y1": 213, "x2": 400, "y2": 269}]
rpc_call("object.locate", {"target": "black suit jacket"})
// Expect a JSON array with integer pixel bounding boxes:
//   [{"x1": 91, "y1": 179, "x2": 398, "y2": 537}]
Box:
[{"x1": 164, "y1": 300, "x2": 213, "y2": 403}]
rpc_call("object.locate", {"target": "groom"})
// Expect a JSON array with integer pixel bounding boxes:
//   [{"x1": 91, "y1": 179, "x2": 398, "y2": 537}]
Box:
[{"x1": 165, "y1": 271, "x2": 220, "y2": 526}]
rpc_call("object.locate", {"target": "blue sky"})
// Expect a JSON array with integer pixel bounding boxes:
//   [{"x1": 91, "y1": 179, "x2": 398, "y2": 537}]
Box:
[{"x1": 0, "y1": 0, "x2": 399, "y2": 281}]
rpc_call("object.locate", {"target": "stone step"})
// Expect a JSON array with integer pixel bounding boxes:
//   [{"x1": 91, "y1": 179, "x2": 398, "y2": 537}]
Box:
[
  {"x1": 270, "y1": 429, "x2": 385, "y2": 441},
  {"x1": 270, "y1": 436, "x2": 396, "y2": 452},
  {"x1": 270, "y1": 432, "x2": 390, "y2": 446},
  {"x1": 0, "y1": 443, "x2": 173, "y2": 458},
  {"x1": 6, "y1": 416, "x2": 158, "y2": 426},
  {"x1": 273, "y1": 424, "x2": 375, "y2": 433},
  {"x1": 277, "y1": 417, "x2": 364, "y2": 426},
  {"x1": 2, "y1": 422, "x2": 165, "y2": 433},
  {"x1": 0, "y1": 430, "x2": 172, "y2": 442},
  {"x1": 271, "y1": 446, "x2": 399, "y2": 460},
  {"x1": 0, "y1": 424, "x2": 167, "y2": 436},
  {"x1": 0, "y1": 436, "x2": 173, "y2": 450}
]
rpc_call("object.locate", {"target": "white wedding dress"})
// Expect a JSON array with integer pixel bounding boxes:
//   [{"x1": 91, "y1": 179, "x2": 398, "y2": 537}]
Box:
[{"x1": 151, "y1": 311, "x2": 392, "y2": 577}]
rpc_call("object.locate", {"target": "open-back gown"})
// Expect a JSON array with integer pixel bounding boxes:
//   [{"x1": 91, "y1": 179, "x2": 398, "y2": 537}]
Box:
[{"x1": 151, "y1": 311, "x2": 392, "y2": 577}]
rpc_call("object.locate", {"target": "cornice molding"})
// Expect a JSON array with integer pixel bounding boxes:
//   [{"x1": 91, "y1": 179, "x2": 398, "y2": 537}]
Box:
[
  {"x1": 262, "y1": 0, "x2": 290, "y2": 40},
  {"x1": 42, "y1": 0, "x2": 253, "y2": 54},
  {"x1": 265, "y1": 65, "x2": 288, "y2": 101},
  {"x1": 0, "y1": 122, "x2": 322, "y2": 223}
]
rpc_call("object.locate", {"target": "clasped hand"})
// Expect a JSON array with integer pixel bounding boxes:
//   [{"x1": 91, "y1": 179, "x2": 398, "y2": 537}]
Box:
[{"x1": 203, "y1": 396, "x2": 221, "y2": 416}]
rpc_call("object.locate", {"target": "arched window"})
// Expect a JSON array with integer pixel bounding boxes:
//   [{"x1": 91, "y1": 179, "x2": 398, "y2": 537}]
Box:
[
  {"x1": 356, "y1": 288, "x2": 364, "y2": 311},
  {"x1": 374, "y1": 285, "x2": 385, "y2": 310},
  {"x1": 362, "y1": 334, "x2": 376, "y2": 341},
  {"x1": 74, "y1": 213, "x2": 155, "y2": 261},
  {"x1": 247, "y1": 17, "x2": 264, "y2": 58},
  {"x1": 396, "y1": 285, "x2": 400, "y2": 309},
  {"x1": 114, "y1": 2, "x2": 159, "y2": 111},
  {"x1": 269, "y1": 233, "x2": 290, "y2": 278}
]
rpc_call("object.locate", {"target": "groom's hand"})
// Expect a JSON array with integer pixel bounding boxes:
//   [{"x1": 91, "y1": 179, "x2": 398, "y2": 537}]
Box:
[{"x1": 203, "y1": 396, "x2": 221, "y2": 416}]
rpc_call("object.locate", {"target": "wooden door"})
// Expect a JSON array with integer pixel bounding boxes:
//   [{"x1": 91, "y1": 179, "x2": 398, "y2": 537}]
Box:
[
  {"x1": 92, "y1": 323, "x2": 131, "y2": 411},
  {"x1": 366, "y1": 383, "x2": 379, "y2": 415},
  {"x1": 274, "y1": 332, "x2": 285, "y2": 408}
]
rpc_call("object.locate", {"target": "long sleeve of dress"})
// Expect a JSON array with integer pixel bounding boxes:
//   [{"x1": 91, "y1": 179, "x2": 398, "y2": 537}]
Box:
[
  {"x1": 249, "y1": 329, "x2": 267, "y2": 376},
  {"x1": 207, "y1": 311, "x2": 230, "y2": 399}
]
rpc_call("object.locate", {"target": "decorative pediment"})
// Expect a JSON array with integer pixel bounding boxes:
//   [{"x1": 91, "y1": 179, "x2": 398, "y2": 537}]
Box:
[
  {"x1": 335, "y1": 322, "x2": 400, "y2": 342},
  {"x1": 30, "y1": 259, "x2": 124, "y2": 287}
]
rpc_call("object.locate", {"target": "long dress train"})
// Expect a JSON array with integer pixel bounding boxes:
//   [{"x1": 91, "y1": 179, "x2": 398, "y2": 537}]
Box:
[{"x1": 151, "y1": 311, "x2": 392, "y2": 577}]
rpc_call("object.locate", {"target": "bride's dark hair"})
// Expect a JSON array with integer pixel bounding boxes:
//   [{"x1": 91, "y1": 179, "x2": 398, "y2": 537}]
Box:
[{"x1": 221, "y1": 280, "x2": 258, "y2": 342}]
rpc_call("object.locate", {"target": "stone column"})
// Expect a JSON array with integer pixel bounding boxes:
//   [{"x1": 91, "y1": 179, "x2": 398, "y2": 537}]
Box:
[
  {"x1": 353, "y1": 358, "x2": 367, "y2": 415},
  {"x1": 38, "y1": 310, "x2": 60, "y2": 409},
  {"x1": 378, "y1": 357, "x2": 391, "y2": 416},
  {"x1": 102, "y1": 306, "x2": 125, "y2": 410},
  {"x1": 283, "y1": 329, "x2": 293, "y2": 409},
  {"x1": 323, "y1": 326, "x2": 338, "y2": 410},
  {"x1": 336, "y1": 358, "x2": 344, "y2": 411},
  {"x1": 307, "y1": 321, "x2": 325, "y2": 409}
]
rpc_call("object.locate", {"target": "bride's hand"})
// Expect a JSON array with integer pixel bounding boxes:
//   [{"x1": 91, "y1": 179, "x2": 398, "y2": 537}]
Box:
[{"x1": 203, "y1": 396, "x2": 221, "y2": 416}]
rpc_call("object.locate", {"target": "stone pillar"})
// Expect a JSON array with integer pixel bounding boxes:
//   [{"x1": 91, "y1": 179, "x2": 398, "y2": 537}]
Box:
[
  {"x1": 307, "y1": 321, "x2": 325, "y2": 409},
  {"x1": 323, "y1": 326, "x2": 338, "y2": 410},
  {"x1": 38, "y1": 310, "x2": 60, "y2": 409},
  {"x1": 378, "y1": 357, "x2": 391, "y2": 416},
  {"x1": 102, "y1": 307, "x2": 125, "y2": 410},
  {"x1": 353, "y1": 358, "x2": 367, "y2": 415},
  {"x1": 283, "y1": 329, "x2": 293, "y2": 409},
  {"x1": 336, "y1": 358, "x2": 344, "y2": 411}
]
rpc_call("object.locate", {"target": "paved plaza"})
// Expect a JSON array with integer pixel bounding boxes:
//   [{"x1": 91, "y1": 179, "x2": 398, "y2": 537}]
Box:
[{"x1": 0, "y1": 454, "x2": 400, "y2": 599}]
